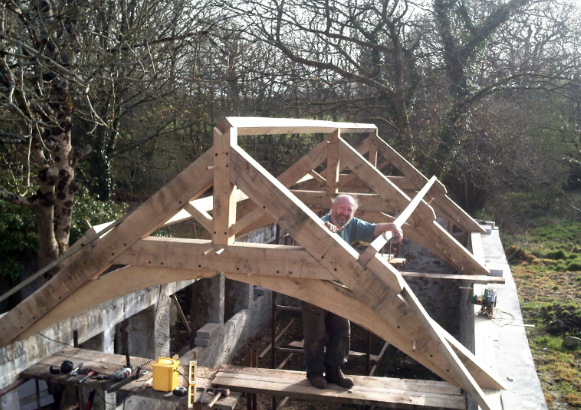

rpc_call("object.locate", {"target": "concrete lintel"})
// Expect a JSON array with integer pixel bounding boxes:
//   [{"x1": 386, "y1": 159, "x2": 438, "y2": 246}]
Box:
[{"x1": 0, "y1": 280, "x2": 194, "y2": 389}]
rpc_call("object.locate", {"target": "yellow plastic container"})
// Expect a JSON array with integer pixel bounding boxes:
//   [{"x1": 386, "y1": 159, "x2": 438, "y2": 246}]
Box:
[{"x1": 152, "y1": 357, "x2": 180, "y2": 392}]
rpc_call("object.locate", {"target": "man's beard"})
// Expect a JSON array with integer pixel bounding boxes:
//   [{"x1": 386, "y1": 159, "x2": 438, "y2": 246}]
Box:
[{"x1": 334, "y1": 213, "x2": 351, "y2": 227}]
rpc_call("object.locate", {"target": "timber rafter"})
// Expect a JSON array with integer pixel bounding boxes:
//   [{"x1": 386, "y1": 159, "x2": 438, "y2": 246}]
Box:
[{"x1": 0, "y1": 117, "x2": 499, "y2": 409}]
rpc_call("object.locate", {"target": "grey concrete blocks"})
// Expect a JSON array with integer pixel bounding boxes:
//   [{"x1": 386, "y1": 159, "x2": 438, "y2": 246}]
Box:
[
  {"x1": 196, "y1": 323, "x2": 220, "y2": 340},
  {"x1": 194, "y1": 337, "x2": 211, "y2": 347},
  {"x1": 194, "y1": 322, "x2": 221, "y2": 346}
]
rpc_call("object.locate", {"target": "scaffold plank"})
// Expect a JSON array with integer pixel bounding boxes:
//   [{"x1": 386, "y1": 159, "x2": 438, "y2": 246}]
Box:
[{"x1": 213, "y1": 365, "x2": 465, "y2": 410}]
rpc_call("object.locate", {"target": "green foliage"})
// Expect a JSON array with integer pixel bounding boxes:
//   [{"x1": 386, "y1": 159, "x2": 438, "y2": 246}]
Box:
[
  {"x1": 503, "y1": 219, "x2": 581, "y2": 272},
  {"x1": 534, "y1": 335, "x2": 567, "y2": 352},
  {"x1": 504, "y1": 218, "x2": 581, "y2": 408},
  {"x1": 522, "y1": 300, "x2": 545, "y2": 311},
  {"x1": 545, "y1": 249, "x2": 568, "y2": 260},
  {"x1": 0, "y1": 202, "x2": 37, "y2": 280},
  {"x1": 566, "y1": 260, "x2": 581, "y2": 272},
  {"x1": 69, "y1": 187, "x2": 125, "y2": 244},
  {"x1": 0, "y1": 187, "x2": 125, "y2": 280},
  {"x1": 533, "y1": 302, "x2": 581, "y2": 336}
]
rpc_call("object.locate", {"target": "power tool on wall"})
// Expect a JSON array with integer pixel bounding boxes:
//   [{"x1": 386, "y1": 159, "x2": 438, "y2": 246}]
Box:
[{"x1": 471, "y1": 288, "x2": 498, "y2": 318}]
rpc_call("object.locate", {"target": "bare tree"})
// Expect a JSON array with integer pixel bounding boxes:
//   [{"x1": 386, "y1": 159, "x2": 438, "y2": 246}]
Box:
[
  {"x1": 0, "y1": 0, "x2": 218, "y2": 276},
  {"x1": 223, "y1": 0, "x2": 424, "y2": 149}
]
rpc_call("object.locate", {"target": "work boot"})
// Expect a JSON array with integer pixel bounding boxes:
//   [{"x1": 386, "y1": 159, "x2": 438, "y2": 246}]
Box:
[
  {"x1": 307, "y1": 375, "x2": 328, "y2": 389},
  {"x1": 325, "y1": 367, "x2": 355, "y2": 388}
]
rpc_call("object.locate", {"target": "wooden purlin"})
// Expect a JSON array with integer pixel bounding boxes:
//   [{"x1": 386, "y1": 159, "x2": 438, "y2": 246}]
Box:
[
  {"x1": 228, "y1": 145, "x2": 496, "y2": 399},
  {"x1": 225, "y1": 273, "x2": 505, "y2": 391},
  {"x1": 0, "y1": 149, "x2": 215, "y2": 347},
  {"x1": 372, "y1": 135, "x2": 485, "y2": 234}
]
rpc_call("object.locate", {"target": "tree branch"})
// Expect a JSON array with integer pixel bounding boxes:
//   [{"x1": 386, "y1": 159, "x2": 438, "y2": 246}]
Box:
[{"x1": 0, "y1": 187, "x2": 35, "y2": 207}]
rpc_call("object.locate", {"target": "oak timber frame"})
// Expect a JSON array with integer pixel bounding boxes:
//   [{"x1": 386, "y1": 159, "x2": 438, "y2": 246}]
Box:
[{"x1": 0, "y1": 117, "x2": 501, "y2": 409}]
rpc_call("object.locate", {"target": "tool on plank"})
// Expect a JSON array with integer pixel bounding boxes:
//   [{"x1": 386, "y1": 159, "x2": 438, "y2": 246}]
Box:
[
  {"x1": 208, "y1": 387, "x2": 230, "y2": 408},
  {"x1": 78, "y1": 369, "x2": 99, "y2": 384},
  {"x1": 142, "y1": 377, "x2": 153, "y2": 389},
  {"x1": 66, "y1": 363, "x2": 84, "y2": 381},
  {"x1": 50, "y1": 360, "x2": 73, "y2": 375},
  {"x1": 106, "y1": 359, "x2": 152, "y2": 393},
  {"x1": 173, "y1": 386, "x2": 188, "y2": 396},
  {"x1": 187, "y1": 360, "x2": 197, "y2": 408},
  {"x1": 95, "y1": 350, "x2": 133, "y2": 382},
  {"x1": 197, "y1": 387, "x2": 211, "y2": 403},
  {"x1": 85, "y1": 389, "x2": 96, "y2": 410}
]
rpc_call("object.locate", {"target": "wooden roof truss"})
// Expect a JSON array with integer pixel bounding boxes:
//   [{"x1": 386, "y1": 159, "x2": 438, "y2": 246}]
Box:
[{"x1": 0, "y1": 117, "x2": 502, "y2": 409}]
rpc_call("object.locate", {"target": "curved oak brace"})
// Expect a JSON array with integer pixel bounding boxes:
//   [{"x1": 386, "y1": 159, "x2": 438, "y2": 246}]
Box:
[
  {"x1": 229, "y1": 146, "x2": 497, "y2": 407},
  {"x1": 226, "y1": 273, "x2": 504, "y2": 391}
]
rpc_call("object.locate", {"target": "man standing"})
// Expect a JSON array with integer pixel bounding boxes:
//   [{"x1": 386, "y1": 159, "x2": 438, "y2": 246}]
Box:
[{"x1": 302, "y1": 194, "x2": 403, "y2": 389}]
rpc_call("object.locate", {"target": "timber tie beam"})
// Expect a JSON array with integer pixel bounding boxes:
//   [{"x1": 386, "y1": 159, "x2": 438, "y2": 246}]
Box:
[{"x1": 0, "y1": 117, "x2": 501, "y2": 409}]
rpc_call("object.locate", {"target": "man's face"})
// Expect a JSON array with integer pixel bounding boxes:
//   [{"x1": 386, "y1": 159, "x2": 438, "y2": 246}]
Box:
[{"x1": 331, "y1": 197, "x2": 356, "y2": 227}]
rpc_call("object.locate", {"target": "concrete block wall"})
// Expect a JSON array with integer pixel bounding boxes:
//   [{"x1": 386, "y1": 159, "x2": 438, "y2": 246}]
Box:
[
  {"x1": 179, "y1": 224, "x2": 278, "y2": 368},
  {"x1": 181, "y1": 291, "x2": 272, "y2": 368},
  {"x1": 0, "y1": 280, "x2": 193, "y2": 390}
]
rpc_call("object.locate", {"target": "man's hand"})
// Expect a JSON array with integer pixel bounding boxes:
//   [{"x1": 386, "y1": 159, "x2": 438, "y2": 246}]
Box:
[
  {"x1": 324, "y1": 221, "x2": 340, "y2": 233},
  {"x1": 374, "y1": 222, "x2": 403, "y2": 243},
  {"x1": 391, "y1": 224, "x2": 403, "y2": 243}
]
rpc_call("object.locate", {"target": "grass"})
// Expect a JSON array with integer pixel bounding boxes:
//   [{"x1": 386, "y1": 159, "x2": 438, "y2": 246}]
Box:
[{"x1": 506, "y1": 219, "x2": 581, "y2": 409}]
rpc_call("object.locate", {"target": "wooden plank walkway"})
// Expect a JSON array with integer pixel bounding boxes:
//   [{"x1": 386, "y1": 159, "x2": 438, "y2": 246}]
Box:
[
  {"x1": 20, "y1": 347, "x2": 240, "y2": 409},
  {"x1": 213, "y1": 365, "x2": 466, "y2": 410},
  {"x1": 21, "y1": 348, "x2": 467, "y2": 409}
]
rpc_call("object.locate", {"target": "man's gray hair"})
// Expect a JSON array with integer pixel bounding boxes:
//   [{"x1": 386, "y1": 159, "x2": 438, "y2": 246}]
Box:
[{"x1": 332, "y1": 194, "x2": 359, "y2": 211}]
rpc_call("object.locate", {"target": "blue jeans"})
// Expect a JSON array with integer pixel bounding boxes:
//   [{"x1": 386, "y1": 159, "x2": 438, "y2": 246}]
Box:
[{"x1": 301, "y1": 301, "x2": 350, "y2": 377}]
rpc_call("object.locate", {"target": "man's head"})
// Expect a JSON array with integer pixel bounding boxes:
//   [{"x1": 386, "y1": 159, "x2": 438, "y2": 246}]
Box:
[{"x1": 330, "y1": 195, "x2": 358, "y2": 227}]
